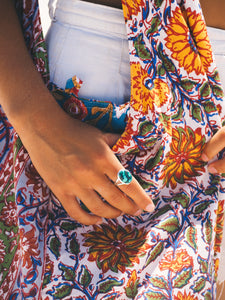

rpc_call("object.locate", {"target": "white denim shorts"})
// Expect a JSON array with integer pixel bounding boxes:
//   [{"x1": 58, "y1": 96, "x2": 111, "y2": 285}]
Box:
[
  {"x1": 207, "y1": 26, "x2": 225, "y2": 92},
  {"x1": 46, "y1": 0, "x2": 131, "y2": 105}
]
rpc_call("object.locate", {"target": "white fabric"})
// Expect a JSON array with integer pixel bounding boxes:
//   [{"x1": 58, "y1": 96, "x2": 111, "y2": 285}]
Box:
[
  {"x1": 40, "y1": 0, "x2": 225, "y2": 289},
  {"x1": 45, "y1": 0, "x2": 131, "y2": 105}
]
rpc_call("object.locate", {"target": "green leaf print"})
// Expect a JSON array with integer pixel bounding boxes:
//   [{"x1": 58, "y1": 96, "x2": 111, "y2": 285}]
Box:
[
  {"x1": 173, "y1": 193, "x2": 190, "y2": 209},
  {"x1": 145, "y1": 146, "x2": 163, "y2": 170},
  {"x1": 192, "y1": 103, "x2": 202, "y2": 122},
  {"x1": 134, "y1": 175, "x2": 153, "y2": 189},
  {"x1": 148, "y1": 277, "x2": 168, "y2": 289},
  {"x1": 200, "y1": 82, "x2": 211, "y2": 98},
  {"x1": 50, "y1": 236, "x2": 61, "y2": 259},
  {"x1": 134, "y1": 34, "x2": 152, "y2": 60},
  {"x1": 59, "y1": 264, "x2": 75, "y2": 281},
  {"x1": 154, "y1": 0, "x2": 164, "y2": 8},
  {"x1": 180, "y1": 79, "x2": 196, "y2": 92},
  {"x1": 191, "y1": 276, "x2": 206, "y2": 293},
  {"x1": 51, "y1": 283, "x2": 73, "y2": 299},
  {"x1": 79, "y1": 266, "x2": 92, "y2": 288},
  {"x1": 158, "y1": 47, "x2": 176, "y2": 73},
  {"x1": 156, "y1": 216, "x2": 179, "y2": 233},
  {"x1": 202, "y1": 101, "x2": 217, "y2": 113},
  {"x1": 212, "y1": 85, "x2": 224, "y2": 98},
  {"x1": 139, "y1": 121, "x2": 154, "y2": 135},
  {"x1": 60, "y1": 221, "x2": 80, "y2": 231},
  {"x1": 69, "y1": 237, "x2": 80, "y2": 255},
  {"x1": 144, "y1": 138, "x2": 158, "y2": 149},
  {"x1": 198, "y1": 256, "x2": 208, "y2": 274},
  {"x1": 172, "y1": 267, "x2": 192, "y2": 288},
  {"x1": 158, "y1": 64, "x2": 166, "y2": 76},
  {"x1": 147, "y1": 15, "x2": 161, "y2": 36},
  {"x1": 193, "y1": 201, "x2": 213, "y2": 215},
  {"x1": 146, "y1": 241, "x2": 164, "y2": 267},
  {"x1": 172, "y1": 103, "x2": 183, "y2": 121},
  {"x1": 98, "y1": 278, "x2": 123, "y2": 293},
  {"x1": 186, "y1": 226, "x2": 197, "y2": 251},
  {"x1": 203, "y1": 217, "x2": 213, "y2": 244},
  {"x1": 146, "y1": 291, "x2": 167, "y2": 300},
  {"x1": 204, "y1": 186, "x2": 218, "y2": 196}
]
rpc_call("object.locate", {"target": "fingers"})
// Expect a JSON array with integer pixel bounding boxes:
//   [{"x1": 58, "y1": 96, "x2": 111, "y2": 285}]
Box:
[
  {"x1": 104, "y1": 159, "x2": 155, "y2": 213},
  {"x1": 59, "y1": 194, "x2": 103, "y2": 226},
  {"x1": 201, "y1": 127, "x2": 225, "y2": 174},
  {"x1": 207, "y1": 158, "x2": 225, "y2": 174},
  {"x1": 202, "y1": 127, "x2": 225, "y2": 162},
  {"x1": 96, "y1": 176, "x2": 142, "y2": 215},
  {"x1": 76, "y1": 188, "x2": 122, "y2": 219}
]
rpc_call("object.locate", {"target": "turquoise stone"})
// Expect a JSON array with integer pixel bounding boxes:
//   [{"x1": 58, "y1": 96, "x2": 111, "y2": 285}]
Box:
[{"x1": 118, "y1": 169, "x2": 132, "y2": 184}]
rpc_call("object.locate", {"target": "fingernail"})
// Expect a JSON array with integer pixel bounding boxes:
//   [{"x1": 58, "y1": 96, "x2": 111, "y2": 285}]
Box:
[
  {"x1": 134, "y1": 209, "x2": 142, "y2": 216},
  {"x1": 201, "y1": 153, "x2": 209, "y2": 162},
  {"x1": 145, "y1": 203, "x2": 155, "y2": 212},
  {"x1": 208, "y1": 166, "x2": 218, "y2": 174}
]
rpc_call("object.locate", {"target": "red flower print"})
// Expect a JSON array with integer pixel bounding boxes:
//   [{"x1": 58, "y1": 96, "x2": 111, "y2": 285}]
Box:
[
  {"x1": 0, "y1": 201, "x2": 18, "y2": 227},
  {"x1": 20, "y1": 226, "x2": 40, "y2": 269},
  {"x1": 0, "y1": 239, "x2": 6, "y2": 264}
]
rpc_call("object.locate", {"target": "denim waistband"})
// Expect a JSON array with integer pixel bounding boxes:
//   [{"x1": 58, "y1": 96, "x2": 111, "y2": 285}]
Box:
[{"x1": 52, "y1": 0, "x2": 127, "y2": 38}]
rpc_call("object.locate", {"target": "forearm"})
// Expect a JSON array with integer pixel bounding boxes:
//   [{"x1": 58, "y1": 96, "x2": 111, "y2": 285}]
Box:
[{"x1": 0, "y1": 0, "x2": 64, "y2": 135}]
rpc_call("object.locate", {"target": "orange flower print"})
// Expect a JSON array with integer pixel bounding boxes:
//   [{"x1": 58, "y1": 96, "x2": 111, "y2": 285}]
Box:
[
  {"x1": 214, "y1": 200, "x2": 225, "y2": 253},
  {"x1": 130, "y1": 63, "x2": 170, "y2": 114},
  {"x1": 82, "y1": 221, "x2": 150, "y2": 273},
  {"x1": 214, "y1": 258, "x2": 219, "y2": 280},
  {"x1": 125, "y1": 270, "x2": 139, "y2": 298},
  {"x1": 122, "y1": 0, "x2": 145, "y2": 20},
  {"x1": 159, "y1": 249, "x2": 193, "y2": 273},
  {"x1": 165, "y1": 7, "x2": 212, "y2": 75},
  {"x1": 112, "y1": 117, "x2": 134, "y2": 152},
  {"x1": 161, "y1": 126, "x2": 205, "y2": 189},
  {"x1": 174, "y1": 290, "x2": 198, "y2": 300}
]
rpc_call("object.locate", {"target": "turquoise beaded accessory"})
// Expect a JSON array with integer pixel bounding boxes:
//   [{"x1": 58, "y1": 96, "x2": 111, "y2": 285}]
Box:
[{"x1": 115, "y1": 169, "x2": 132, "y2": 186}]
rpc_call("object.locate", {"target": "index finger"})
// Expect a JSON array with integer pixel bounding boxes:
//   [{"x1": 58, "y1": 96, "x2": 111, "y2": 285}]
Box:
[{"x1": 202, "y1": 127, "x2": 225, "y2": 161}]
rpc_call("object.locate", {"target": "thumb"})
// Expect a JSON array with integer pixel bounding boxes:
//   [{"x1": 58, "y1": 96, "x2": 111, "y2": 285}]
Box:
[{"x1": 103, "y1": 133, "x2": 121, "y2": 148}]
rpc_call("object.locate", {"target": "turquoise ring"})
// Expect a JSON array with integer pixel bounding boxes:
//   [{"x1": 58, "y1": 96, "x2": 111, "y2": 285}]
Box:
[{"x1": 115, "y1": 169, "x2": 132, "y2": 186}]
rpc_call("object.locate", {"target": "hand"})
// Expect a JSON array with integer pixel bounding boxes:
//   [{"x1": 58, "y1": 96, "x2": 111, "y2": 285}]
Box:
[
  {"x1": 201, "y1": 127, "x2": 225, "y2": 173},
  {"x1": 20, "y1": 111, "x2": 155, "y2": 225}
]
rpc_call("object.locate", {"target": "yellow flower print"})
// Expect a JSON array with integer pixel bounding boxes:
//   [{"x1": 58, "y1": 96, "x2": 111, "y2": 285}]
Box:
[
  {"x1": 82, "y1": 221, "x2": 150, "y2": 273},
  {"x1": 122, "y1": 0, "x2": 145, "y2": 20},
  {"x1": 161, "y1": 126, "x2": 205, "y2": 189},
  {"x1": 165, "y1": 7, "x2": 213, "y2": 75},
  {"x1": 130, "y1": 63, "x2": 170, "y2": 114}
]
